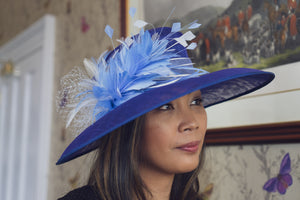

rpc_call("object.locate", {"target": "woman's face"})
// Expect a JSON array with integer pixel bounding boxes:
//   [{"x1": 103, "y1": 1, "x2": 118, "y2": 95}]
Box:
[{"x1": 140, "y1": 90, "x2": 207, "y2": 175}]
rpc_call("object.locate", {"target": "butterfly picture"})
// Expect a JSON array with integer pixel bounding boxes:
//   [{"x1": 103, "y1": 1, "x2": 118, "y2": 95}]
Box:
[{"x1": 263, "y1": 153, "x2": 293, "y2": 195}]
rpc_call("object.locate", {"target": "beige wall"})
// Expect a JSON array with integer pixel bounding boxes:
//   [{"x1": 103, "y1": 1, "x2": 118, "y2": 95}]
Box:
[{"x1": 0, "y1": 0, "x2": 121, "y2": 199}]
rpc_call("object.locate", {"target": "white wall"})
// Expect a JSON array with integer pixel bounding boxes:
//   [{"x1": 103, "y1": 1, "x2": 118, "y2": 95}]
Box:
[{"x1": 206, "y1": 62, "x2": 300, "y2": 128}]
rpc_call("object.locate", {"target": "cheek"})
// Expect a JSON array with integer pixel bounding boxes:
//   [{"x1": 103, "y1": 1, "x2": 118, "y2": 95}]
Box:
[
  {"x1": 142, "y1": 117, "x2": 175, "y2": 153},
  {"x1": 200, "y1": 108, "x2": 208, "y2": 134},
  {"x1": 140, "y1": 115, "x2": 177, "y2": 169}
]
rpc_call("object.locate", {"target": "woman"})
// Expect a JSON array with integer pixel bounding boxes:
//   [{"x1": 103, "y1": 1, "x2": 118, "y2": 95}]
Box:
[{"x1": 57, "y1": 19, "x2": 274, "y2": 199}]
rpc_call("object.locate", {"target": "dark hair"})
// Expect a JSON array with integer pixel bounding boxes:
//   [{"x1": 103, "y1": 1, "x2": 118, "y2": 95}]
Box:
[{"x1": 88, "y1": 115, "x2": 205, "y2": 200}]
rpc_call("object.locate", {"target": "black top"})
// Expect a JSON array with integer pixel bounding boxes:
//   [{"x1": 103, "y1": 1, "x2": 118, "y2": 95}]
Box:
[
  {"x1": 58, "y1": 185, "x2": 203, "y2": 200},
  {"x1": 58, "y1": 185, "x2": 101, "y2": 200}
]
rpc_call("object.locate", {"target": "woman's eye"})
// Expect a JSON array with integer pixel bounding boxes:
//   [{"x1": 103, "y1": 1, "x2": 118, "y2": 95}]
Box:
[
  {"x1": 191, "y1": 98, "x2": 203, "y2": 106},
  {"x1": 159, "y1": 104, "x2": 173, "y2": 110}
]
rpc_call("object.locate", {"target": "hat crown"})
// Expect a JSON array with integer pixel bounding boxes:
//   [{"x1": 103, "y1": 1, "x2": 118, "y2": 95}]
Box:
[{"x1": 57, "y1": 17, "x2": 207, "y2": 136}]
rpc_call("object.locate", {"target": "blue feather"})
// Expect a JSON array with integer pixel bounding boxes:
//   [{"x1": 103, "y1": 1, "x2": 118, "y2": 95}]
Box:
[
  {"x1": 171, "y1": 22, "x2": 181, "y2": 32},
  {"x1": 69, "y1": 26, "x2": 204, "y2": 124},
  {"x1": 105, "y1": 25, "x2": 114, "y2": 39},
  {"x1": 129, "y1": 7, "x2": 136, "y2": 18}
]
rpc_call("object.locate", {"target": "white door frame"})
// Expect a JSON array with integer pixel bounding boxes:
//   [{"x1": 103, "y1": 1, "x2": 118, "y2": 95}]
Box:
[{"x1": 0, "y1": 15, "x2": 55, "y2": 200}]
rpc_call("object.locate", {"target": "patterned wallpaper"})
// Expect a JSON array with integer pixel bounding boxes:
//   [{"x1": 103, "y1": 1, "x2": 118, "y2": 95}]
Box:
[{"x1": 200, "y1": 144, "x2": 300, "y2": 200}]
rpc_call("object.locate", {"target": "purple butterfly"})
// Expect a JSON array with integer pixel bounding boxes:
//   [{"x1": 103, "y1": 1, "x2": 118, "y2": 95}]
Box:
[{"x1": 263, "y1": 153, "x2": 293, "y2": 195}]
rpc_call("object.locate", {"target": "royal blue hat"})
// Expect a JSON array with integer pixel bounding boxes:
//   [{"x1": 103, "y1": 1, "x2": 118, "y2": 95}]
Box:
[{"x1": 56, "y1": 21, "x2": 274, "y2": 164}]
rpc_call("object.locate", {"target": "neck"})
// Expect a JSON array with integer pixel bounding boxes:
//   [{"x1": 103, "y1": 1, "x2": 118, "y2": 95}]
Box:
[{"x1": 139, "y1": 166, "x2": 175, "y2": 200}]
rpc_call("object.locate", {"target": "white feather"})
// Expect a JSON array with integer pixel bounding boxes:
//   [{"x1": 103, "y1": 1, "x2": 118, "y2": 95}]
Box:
[
  {"x1": 182, "y1": 31, "x2": 195, "y2": 41},
  {"x1": 84, "y1": 58, "x2": 98, "y2": 79},
  {"x1": 134, "y1": 20, "x2": 148, "y2": 28},
  {"x1": 66, "y1": 98, "x2": 97, "y2": 127}
]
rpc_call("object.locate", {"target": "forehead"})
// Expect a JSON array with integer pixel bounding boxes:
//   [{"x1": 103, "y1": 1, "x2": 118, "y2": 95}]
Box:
[
  {"x1": 168, "y1": 90, "x2": 202, "y2": 103},
  {"x1": 189, "y1": 90, "x2": 201, "y2": 96},
  {"x1": 178, "y1": 90, "x2": 201, "y2": 99}
]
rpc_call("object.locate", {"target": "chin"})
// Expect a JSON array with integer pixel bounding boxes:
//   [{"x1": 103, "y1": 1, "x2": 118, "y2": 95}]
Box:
[
  {"x1": 173, "y1": 157, "x2": 200, "y2": 174},
  {"x1": 182, "y1": 162, "x2": 199, "y2": 173}
]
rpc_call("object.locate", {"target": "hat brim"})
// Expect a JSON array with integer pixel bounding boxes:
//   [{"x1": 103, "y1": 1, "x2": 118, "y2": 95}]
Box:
[{"x1": 57, "y1": 68, "x2": 274, "y2": 164}]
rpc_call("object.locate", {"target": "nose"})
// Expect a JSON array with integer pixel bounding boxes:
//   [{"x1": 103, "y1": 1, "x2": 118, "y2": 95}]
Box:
[{"x1": 178, "y1": 110, "x2": 200, "y2": 133}]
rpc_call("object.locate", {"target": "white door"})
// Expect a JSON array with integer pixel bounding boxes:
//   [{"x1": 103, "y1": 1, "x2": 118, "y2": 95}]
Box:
[{"x1": 0, "y1": 15, "x2": 55, "y2": 200}]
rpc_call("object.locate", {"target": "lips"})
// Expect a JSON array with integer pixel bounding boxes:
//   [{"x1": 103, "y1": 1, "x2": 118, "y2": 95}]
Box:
[{"x1": 177, "y1": 141, "x2": 200, "y2": 153}]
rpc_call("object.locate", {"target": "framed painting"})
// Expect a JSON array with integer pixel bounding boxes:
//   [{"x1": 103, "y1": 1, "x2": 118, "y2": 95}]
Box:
[
  {"x1": 124, "y1": 0, "x2": 300, "y2": 71},
  {"x1": 121, "y1": 0, "x2": 300, "y2": 145}
]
